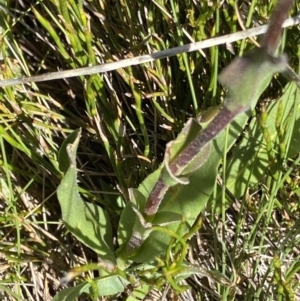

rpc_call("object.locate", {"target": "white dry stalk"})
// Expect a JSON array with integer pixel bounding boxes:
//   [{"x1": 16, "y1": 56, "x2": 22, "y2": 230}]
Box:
[{"x1": 0, "y1": 15, "x2": 299, "y2": 87}]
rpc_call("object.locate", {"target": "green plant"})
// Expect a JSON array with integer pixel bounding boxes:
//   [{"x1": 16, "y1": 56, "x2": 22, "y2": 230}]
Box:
[
  {"x1": 1, "y1": 0, "x2": 300, "y2": 300},
  {"x1": 54, "y1": 1, "x2": 300, "y2": 299}
]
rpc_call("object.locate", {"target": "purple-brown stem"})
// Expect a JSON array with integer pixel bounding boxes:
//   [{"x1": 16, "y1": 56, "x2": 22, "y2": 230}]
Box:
[
  {"x1": 261, "y1": 0, "x2": 294, "y2": 55},
  {"x1": 144, "y1": 106, "x2": 239, "y2": 215}
]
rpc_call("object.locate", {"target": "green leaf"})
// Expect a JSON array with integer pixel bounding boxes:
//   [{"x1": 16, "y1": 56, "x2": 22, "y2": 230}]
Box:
[
  {"x1": 57, "y1": 129, "x2": 115, "y2": 261},
  {"x1": 224, "y1": 82, "x2": 300, "y2": 199},
  {"x1": 219, "y1": 49, "x2": 287, "y2": 112},
  {"x1": 58, "y1": 129, "x2": 81, "y2": 174},
  {"x1": 117, "y1": 189, "x2": 146, "y2": 259},
  {"x1": 53, "y1": 275, "x2": 129, "y2": 300}
]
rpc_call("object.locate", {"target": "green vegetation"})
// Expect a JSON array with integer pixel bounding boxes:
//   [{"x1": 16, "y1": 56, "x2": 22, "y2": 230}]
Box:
[{"x1": 0, "y1": 0, "x2": 299, "y2": 300}]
